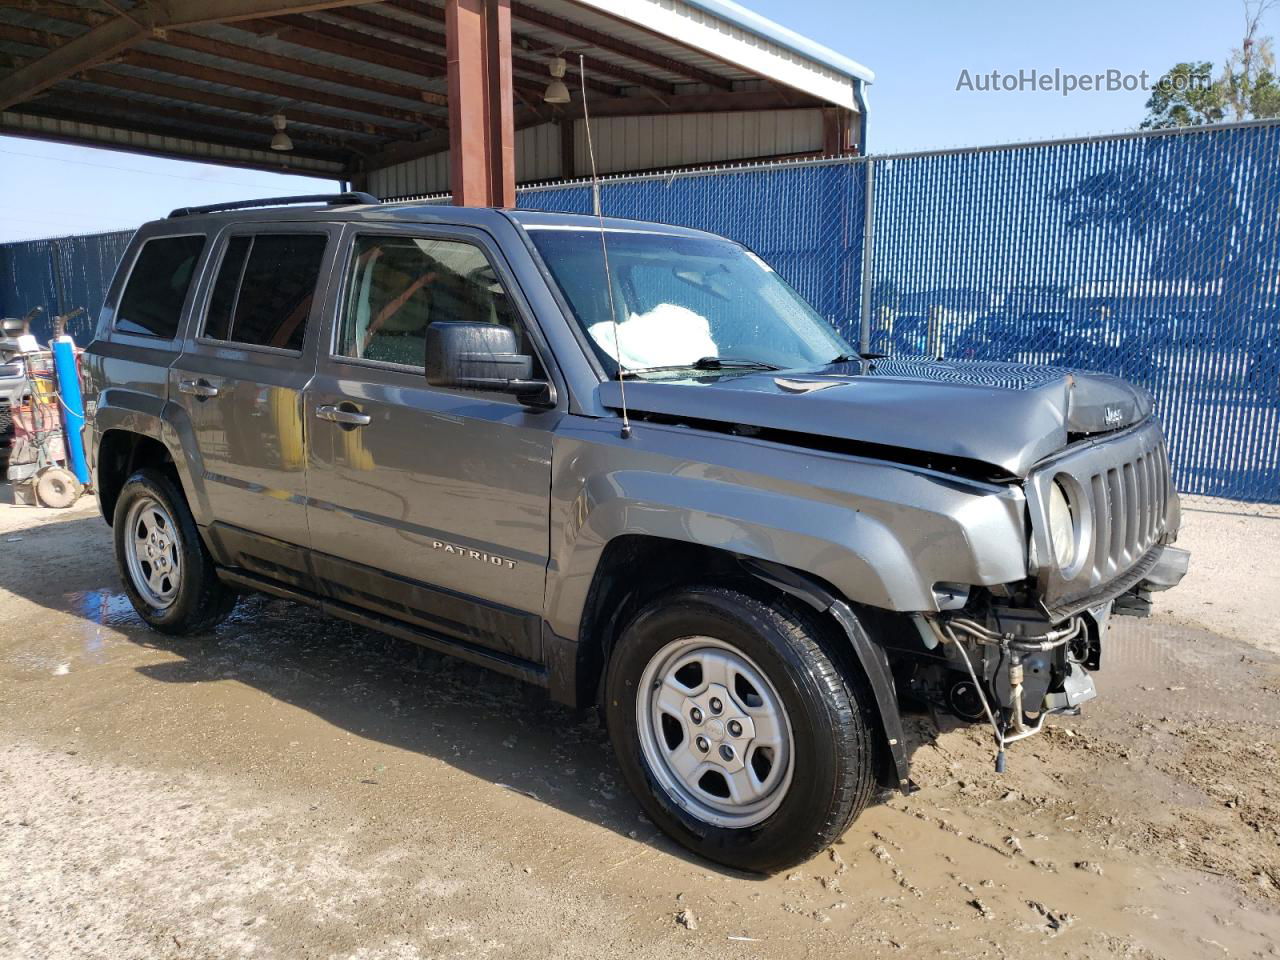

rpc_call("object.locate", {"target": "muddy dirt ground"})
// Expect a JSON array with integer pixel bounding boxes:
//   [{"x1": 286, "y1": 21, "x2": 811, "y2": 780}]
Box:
[{"x1": 1, "y1": 492, "x2": 1278, "y2": 960}]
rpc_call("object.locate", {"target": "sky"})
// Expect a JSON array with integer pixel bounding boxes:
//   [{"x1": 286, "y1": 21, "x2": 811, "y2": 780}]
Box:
[{"x1": 0, "y1": 0, "x2": 1264, "y2": 243}]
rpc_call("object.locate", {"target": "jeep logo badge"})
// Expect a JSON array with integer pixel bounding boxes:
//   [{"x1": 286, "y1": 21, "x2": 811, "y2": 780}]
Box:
[{"x1": 1104, "y1": 406, "x2": 1124, "y2": 426}]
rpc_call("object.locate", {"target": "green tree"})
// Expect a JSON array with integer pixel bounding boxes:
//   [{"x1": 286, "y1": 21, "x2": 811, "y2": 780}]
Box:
[
  {"x1": 1221, "y1": 31, "x2": 1280, "y2": 119},
  {"x1": 1141, "y1": 61, "x2": 1225, "y2": 128},
  {"x1": 1142, "y1": 0, "x2": 1280, "y2": 127}
]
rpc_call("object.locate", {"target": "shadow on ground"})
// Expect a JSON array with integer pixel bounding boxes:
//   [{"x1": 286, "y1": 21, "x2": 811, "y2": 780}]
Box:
[{"x1": 1, "y1": 505, "x2": 939, "y2": 874}]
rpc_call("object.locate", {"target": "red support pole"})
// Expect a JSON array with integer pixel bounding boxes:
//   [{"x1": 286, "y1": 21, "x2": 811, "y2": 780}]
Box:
[{"x1": 446, "y1": 0, "x2": 516, "y2": 207}]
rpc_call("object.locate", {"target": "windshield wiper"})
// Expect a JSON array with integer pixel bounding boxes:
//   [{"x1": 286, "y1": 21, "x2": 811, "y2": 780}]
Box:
[
  {"x1": 692, "y1": 356, "x2": 781, "y2": 370},
  {"x1": 622, "y1": 356, "x2": 782, "y2": 377},
  {"x1": 829, "y1": 352, "x2": 886, "y2": 362}
]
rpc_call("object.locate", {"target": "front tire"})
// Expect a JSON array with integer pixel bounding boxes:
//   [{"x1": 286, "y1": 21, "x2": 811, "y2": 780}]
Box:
[
  {"x1": 113, "y1": 468, "x2": 235, "y2": 634},
  {"x1": 605, "y1": 586, "x2": 878, "y2": 873}
]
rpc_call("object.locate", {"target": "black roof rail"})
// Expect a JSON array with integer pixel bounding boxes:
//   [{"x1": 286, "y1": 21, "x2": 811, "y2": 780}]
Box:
[{"x1": 167, "y1": 192, "x2": 379, "y2": 218}]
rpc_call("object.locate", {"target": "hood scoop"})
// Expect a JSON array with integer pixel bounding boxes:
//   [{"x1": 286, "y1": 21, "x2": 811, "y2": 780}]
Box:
[{"x1": 773, "y1": 377, "x2": 841, "y2": 394}]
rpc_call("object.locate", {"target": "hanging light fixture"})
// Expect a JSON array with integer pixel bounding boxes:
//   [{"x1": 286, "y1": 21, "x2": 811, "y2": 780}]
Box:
[
  {"x1": 544, "y1": 56, "x2": 570, "y2": 104},
  {"x1": 270, "y1": 113, "x2": 293, "y2": 152}
]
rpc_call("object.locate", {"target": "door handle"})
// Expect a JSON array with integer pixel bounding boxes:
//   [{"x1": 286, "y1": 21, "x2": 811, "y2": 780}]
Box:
[
  {"x1": 178, "y1": 378, "x2": 219, "y2": 399},
  {"x1": 315, "y1": 404, "x2": 371, "y2": 426}
]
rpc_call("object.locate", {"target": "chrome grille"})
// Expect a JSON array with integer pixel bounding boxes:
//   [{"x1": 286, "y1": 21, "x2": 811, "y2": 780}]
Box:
[{"x1": 1028, "y1": 420, "x2": 1173, "y2": 614}]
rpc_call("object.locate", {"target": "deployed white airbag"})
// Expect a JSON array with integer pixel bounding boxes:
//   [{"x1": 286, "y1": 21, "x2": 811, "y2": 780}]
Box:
[{"x1": 588, "y1": 303, "x2": 717, "y2": 370}]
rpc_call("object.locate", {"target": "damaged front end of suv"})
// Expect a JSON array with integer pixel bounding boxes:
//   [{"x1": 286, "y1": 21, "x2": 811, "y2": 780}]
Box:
[
  {"x1": 591, "y1": 344, "x2": 1191, "y2": 779},
  {"x1": 907, "y1": 400, "x2": 1190, "y2": 770}
]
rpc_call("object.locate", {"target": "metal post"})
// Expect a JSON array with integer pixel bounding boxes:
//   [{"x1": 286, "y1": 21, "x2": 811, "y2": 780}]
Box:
[
  {"x1": 49, "y1": 237, "x2": 67, "y2": 327},
  {"x1": 857, "y1": 157, "x2": 875, "y2": 355},
  {"x1": 446, "y1": 0, "x2": 515, "y2": 207}
]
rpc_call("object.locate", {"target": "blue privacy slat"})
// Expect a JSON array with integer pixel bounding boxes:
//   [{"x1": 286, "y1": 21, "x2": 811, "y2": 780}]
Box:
[
  {"x1": 0, "y1": 229, "x2": 133, "y2": 342},
  {"x1": 3, "y1": 121, "x2": 1277, "y2": 503},
  {"x1": 516, "y1": 124, "x2": 1279, "y2": 504}
]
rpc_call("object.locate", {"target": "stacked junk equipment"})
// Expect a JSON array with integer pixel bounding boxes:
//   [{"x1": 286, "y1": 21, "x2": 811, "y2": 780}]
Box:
[{"x1": 1, "y1": 307, "x2": 92, "y2": 508}]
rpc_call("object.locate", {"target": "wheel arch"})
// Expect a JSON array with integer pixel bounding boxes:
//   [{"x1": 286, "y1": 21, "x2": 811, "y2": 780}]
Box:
[
  {"x1": 554, "y1": 533, "x2": 911, "y2": 790},
  {"x1": 96, "y1": 428, "x2": 177, "y2": 526},
  {"x1": 93, "y1": 395, "x2": 207, "y2": 526}
]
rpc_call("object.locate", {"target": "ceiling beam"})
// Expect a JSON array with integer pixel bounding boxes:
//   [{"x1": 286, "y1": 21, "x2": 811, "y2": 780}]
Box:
[
  {"x1": 0, "y1": 27, "x2": 424, "y2": 140},
  {"x1": 42, "y1": 56, "x2": 406, "y2": 141},
  {"x1": 0, "y1": 12, "x2": 137, "y2": 109},
  {"x1": 506, "y1": 1, "x2": 733, "y2": 90},
  {"x1": 116, "y1": 49, "x2": 444, "y2": 129},
  {"x1": 233, "y1": 17, "x2": 449, "y2": 83},
  {"x1": 53, "y1": 86, "x2": 357, "y2": 154},
  {"x1": 13, "y1": 5, "x2": 450, "y2": 109},
  {"x1": 328, "y1": 5, "x2": 623, "y2": 98},
  {"x1": 385, "y1": 0, "x2": 674, "y2": 95},
  {"x1": 559, "y1": 88, "x2": 821, "y2": 119},
  {"x1": 18, "y1": 5, "x2": 620, "y2": 105},
  {"x1": 0, "y1": 0, "x2": 383, "y2": 110},
  {"x1": 7, "y1": 3, "x2": 110, "y2": 27},
  {"x1": 87, "y1": 68, "x2": 410, "y2": 140},
  {"x1": 159, "y1": 32, "x2": 447, "y2": 108},
  {"x1": 518, "y1": 41, "x2": 675, "y2": 98},
  {"x1": 0, "y1": 22, "x2": 62, "y2": 49}
]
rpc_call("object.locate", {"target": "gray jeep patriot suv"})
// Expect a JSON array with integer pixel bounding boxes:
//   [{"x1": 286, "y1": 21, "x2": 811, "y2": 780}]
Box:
[{"x1": 84, "y1": 194, "x2": 1189, "y2": 872}]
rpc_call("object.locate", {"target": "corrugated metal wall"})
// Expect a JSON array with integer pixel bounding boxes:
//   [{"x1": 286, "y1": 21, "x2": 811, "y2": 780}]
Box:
[
  {"x1": 575, "y1": 109, "x2": 824, "y2": 174},
  {"x1": 367, "y1": 109, "x2": 825, "y2": 196},
  {"x1": 0, "y1": 112, "x2": 344, "y2": 177}
]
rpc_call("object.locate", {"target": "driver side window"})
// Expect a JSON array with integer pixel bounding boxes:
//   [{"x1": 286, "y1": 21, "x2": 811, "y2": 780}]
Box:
[{"x1": 338, "y1": 234, "x2": 540, "y2": 374}]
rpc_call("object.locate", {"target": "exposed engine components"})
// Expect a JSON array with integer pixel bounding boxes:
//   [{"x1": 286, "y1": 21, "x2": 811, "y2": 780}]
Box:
[{"x1": 925, "y1": 612, "x2": 1089, "y2": 773}]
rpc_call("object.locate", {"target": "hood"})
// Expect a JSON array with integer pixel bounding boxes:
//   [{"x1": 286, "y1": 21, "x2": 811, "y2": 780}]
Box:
[{"x1": 600, "y1": 357, "x2": 1153, "y2": 478}]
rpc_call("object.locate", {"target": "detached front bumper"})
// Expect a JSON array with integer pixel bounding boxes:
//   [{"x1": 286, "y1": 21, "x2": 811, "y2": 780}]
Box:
[{"x1": 1113, "y1": 544, "x2": 1190, "y2": 616}]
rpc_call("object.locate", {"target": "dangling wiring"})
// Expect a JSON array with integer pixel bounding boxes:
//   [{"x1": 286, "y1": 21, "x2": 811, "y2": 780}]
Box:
[{"x1": 930, "y1": 614, "x2": 1085, "y2": 772}]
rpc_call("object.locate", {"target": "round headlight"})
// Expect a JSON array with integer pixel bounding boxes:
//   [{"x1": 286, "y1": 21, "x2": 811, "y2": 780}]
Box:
[{"x1": 1047, "y1": 480, "x2": 1076, "y2": 569}]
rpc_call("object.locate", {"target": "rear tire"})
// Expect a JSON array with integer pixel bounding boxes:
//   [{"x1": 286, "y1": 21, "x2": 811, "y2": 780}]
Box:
[
  {"x1": 605, "y1": 585, "x2": 878, "y2": 873},
  {"x1": 113, "y1": 468, "x2": 235, "y2": 634}
]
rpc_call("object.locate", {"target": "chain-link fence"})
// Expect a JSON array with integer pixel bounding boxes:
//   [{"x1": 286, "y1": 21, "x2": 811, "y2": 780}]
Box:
[
  {"x1": 3, "y1": 119, "x2": 1277, "y2": 506},
  {"x1": 516, "y1": 120, "x2": 1280, "y2": 508},
  {"x1": 862, "y1": 122, "x2": 1280, "y2": 508}
]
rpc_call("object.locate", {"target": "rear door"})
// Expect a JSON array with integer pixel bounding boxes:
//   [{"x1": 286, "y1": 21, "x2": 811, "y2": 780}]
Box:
[
  {"x1": 303, "y1": 224, "x2": 562, "y2": 662},
  {"x1": 83, "y1": 231, "x2": 207, "y2": 482},
  {"x1": 170, "y1": 223, "x2": 339, "y2": 589}
]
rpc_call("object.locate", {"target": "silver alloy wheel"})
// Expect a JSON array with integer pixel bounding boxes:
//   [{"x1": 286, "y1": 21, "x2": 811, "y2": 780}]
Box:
[
  {"x1": 636, "y1": 636, "x2": 795, "y2": 828},
  {"x1": 123, "y1": 495, "x2": 182, "y2": 610}
]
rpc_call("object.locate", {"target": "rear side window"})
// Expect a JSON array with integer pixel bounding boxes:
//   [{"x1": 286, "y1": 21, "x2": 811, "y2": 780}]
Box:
[
  {"x1": 202, "y1": 233, "x2": 327, "y2": 351},
  {"x1": 115, "y1": 235, "x2": 206, "y2": 339}
]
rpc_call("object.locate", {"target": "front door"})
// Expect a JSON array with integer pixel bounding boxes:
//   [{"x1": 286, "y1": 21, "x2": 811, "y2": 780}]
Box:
[
  {"x1": 304, "y1": 226, "x2": 560, "y2": 663},
  {"x1": 171, "y1": 225, "x2": 338, "y2": 589}
]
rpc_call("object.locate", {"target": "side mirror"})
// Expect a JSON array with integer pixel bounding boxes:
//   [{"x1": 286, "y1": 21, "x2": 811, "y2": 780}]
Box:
[{"x1": 425, "y1": 322, "x2": 555, "y2": 408}]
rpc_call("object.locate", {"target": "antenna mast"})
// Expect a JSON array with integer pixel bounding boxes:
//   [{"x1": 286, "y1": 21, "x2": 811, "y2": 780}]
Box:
[{"x1": 579, "y1": 54, "x2": 632, "y2": 440}]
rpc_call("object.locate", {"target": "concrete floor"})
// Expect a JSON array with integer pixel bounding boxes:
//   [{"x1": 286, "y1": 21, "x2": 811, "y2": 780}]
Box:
[{"x1": 1, "y1": 493, "x2": 1278, "y2": 959}]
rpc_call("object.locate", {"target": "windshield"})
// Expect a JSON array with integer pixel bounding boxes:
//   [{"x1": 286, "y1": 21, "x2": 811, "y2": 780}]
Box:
[{"x1": 525, "y1": 227, "x2": 853, "y2": 377}]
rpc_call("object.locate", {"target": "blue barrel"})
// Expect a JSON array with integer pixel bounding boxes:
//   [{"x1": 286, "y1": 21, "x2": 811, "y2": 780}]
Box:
[{"x1": 51, "y1": 336, "x2": 91, "y2": 485}]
